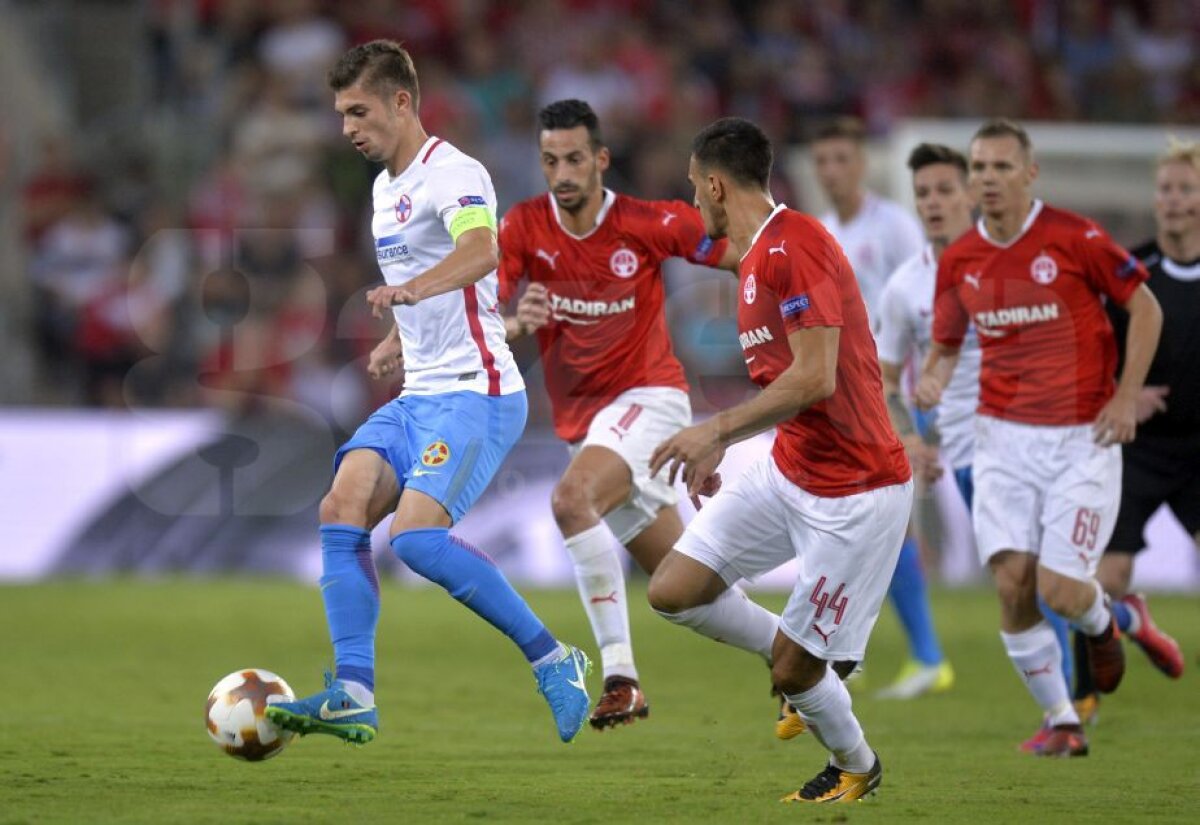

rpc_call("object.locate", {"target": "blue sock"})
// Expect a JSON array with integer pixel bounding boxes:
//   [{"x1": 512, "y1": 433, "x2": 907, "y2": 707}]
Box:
[
  {"x1": 887, "y1": 537, "x2": 943, "y2": 666},
  {"x1": 1038, "y1": 598, "x2": 1073, "y2": 691},
  {"x1": 392, "y1": 528, "x2": 558, "y2": 663},
  {"x1": 320, "y1": 525, "x2": 379, "y2": 691},
  {"x1": 1110, "y1": 599, "x2": 1134, "y2": 633}
]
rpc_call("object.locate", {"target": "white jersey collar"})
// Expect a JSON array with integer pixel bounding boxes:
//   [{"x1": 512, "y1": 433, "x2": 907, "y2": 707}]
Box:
[
  {"x1": 977, "y1": 199, "x2": 1043, "y2": 248},
  {"x1": 742, "y1": 203, "x2": 787, "y2": 263},
  {"x1": 550, "y1": 188, "x2": 616, "y2": 240},
  {"x1": 388, "y1": 135, "x2": 442, "y2": 183}
]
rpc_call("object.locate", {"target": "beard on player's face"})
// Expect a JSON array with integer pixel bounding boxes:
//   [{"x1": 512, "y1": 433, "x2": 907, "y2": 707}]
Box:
[
  {"x1": 701, "y1": 202, "x2": 727, "y2": 239},
  {"x1": 553, "y1": 187, "x2": 587, "y2": 214},
  {"x1": 553, "y1": 165, "x2": 600, "y2": 215}
]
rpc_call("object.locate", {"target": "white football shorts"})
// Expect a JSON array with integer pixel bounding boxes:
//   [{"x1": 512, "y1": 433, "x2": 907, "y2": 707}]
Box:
[
  {"x1": 675, "y1": 455, "x2": 912, "y2": 661},
  {"x1": 972, "y1": 415, "x2": 1121, "y2": 580},
  {"x1": 567, "y1": 386, "x2": 691, "y2": 544}
]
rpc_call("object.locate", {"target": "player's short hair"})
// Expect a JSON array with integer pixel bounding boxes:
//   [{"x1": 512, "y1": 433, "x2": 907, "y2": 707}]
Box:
[
  {"x1": 908, "y1": 143, "x2": 968, "y2": 178},
  {"x1": 971, "y1": 118, "x2": 1032, "y2": 156},
  {"x1": 1159, "y1": 136, "x2": 1200, "y2": 174},
  {"x1": 538, "y1": 99, "x2": 604, "y2": 149},
  {"x1": 813, "y1": 116, "x2": 867, "y2": 145},
  {"x1": 328, "y1": 40, "x2": 420, "y2": 107},
  {"x1": 691, "y1": 117, "x2": 773, "y2": 189}
]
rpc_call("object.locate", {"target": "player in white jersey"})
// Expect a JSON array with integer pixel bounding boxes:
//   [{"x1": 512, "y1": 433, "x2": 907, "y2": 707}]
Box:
[
  {"x1": 367, "y1": 136, "x2": 521, "y2": 397},
  {"x1": 812, "y1": 117, "x2": 924, "y2": 333},
  {"x1": 267, "y1": 40, "x2": 592, "y2": 748},
  {"x1": 874, "y1": 144, "x2": 979, "y2": 700}
]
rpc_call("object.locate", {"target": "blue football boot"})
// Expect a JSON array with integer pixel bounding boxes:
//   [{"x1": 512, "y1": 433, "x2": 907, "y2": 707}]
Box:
[
  {"x1": 533, "y1": 644, "x2": 592, "y2": 743},
  {"x1": 265, "y1": 672, "x2": 378, "y2": 745}
]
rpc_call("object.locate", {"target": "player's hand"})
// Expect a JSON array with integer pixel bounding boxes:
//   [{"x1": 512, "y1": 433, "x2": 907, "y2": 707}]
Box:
[
  {"x1": 366, "y1": 285, "x2": 420, "y2": 317},
  {"x1": 366, "y1": 335, "x2": 404, "y2": 380},
  {"x1": 1093, "y1": 391, "x2": 1138, "y2": 446},
  {"x1": 913, "y1": 374, "x2": 944, "y2": 411},
  {"x1": 901, "y1": 434, "x2": 943, "y2": 485},
  {"x1": 650, "y1": 421, "x2": 727, "y2": 497},
  {"x1": 1134, "y1": 385, "x2": 1169, "y2": 424},
  {"x1": 688, "y1": 472, "x2": 722, "y2": 510},
  {"x1": 515, "y1": 283, "x2": 550, "y2": 335}
]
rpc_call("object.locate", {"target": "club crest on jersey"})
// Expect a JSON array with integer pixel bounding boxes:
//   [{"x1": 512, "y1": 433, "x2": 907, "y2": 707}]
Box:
[
  {"x1": 743, "y1": 273, "x2": 757, "y2": 304},
  {"x1": 609, "y1": 248, "x2": 639, "y2": 278},
  {"x1": 421, "y1": 441, "x2": 450, "y2": 467},
  {"x1": 1030, "y1": 252, "x2": 1058, "y2": 284},
  {"x1": 395, "y1": 194, "x2": 413, "y2": 224}
]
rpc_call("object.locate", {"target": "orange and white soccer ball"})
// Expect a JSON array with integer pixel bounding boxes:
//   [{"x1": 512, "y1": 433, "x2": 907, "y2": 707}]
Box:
[{"x1": 205, "y1": 669, "x2": 295, "y2": 761}]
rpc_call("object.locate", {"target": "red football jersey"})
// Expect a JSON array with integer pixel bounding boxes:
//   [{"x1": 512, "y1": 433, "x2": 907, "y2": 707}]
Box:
[
  {"x1": 932, "y1": 201, "x2": 1147, "y2": 425},
  {"x1": 499, "y1": 190, "x2": 727, "y2": 441},
  {"x1": 738, "y1": 205, "x2": 910, "y2": 497}
]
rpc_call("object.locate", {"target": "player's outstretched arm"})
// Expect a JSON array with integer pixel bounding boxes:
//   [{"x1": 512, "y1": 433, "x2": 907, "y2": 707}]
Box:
[
  {"x1": 914, "y1": 342, "x2": 960, "y2": 410},
  {"x1": 650, "y1": 326, "x2": 838, "y2": 495},
  {"x1": 1094, "y1": 283, "x2": 1163, "y2": 445},
  {"x1": 366, "y1": 227, "x2": 499, "y2": 316}
]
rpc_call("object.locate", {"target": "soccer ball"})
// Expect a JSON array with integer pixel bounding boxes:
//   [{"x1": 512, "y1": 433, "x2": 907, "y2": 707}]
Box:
[{"x1": 204, "y1": 669, "x2": 295, "y2": 761}]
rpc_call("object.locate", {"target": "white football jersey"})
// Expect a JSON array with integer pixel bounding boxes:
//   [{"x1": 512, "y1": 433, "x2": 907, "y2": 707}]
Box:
[
  {"x1": 820, "y1": 191, "x2": 924, "y2": 334},
  {"x1": 372, "y1": 136, "x2": 523, "y2": 397},
  {"x1": 876, "y1": 244, "x2": 981, "y2": 470}
]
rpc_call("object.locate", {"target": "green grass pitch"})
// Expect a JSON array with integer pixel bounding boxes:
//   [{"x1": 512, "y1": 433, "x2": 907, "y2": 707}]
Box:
[{"x1": 2, "y1": 580, "x2": 1197, "y2": 823}]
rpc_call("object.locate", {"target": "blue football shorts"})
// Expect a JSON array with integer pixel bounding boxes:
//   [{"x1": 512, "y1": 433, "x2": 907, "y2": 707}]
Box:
[{"x1": 334, "y1": 390, "x2": 528, "y2": 523}]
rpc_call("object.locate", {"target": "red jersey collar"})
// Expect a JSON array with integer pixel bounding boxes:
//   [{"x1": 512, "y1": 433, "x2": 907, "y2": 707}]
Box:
[
  {"x1": 977, "y1": 199, "x2": 1043, "y2": 248},
  {"x1": 549, "y1": 188, "x2": 617, "y2": 240},
  {"x1": 741, "y1": 202, "x2": 787, "y2": 263}
]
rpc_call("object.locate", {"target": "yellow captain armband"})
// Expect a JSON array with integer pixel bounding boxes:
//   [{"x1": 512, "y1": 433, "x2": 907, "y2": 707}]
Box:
[{"x1": 449, "y1": 207, "x2": 496, "y2": 243}]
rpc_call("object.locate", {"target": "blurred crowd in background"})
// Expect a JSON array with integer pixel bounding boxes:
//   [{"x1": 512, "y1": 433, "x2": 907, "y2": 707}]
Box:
[{"x1": 8, "y1": 0, "x2": 1200, "y2": 433}]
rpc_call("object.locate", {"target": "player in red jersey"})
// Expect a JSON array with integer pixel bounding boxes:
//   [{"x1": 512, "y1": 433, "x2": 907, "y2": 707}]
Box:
[
  {"x1": 916, "y1": 119, "x2": 1163, "y2": 758},
  {"x1": 648, "y1": 117, "x2": 912, "y2": 804},
  {"x1": 499, "y1": 100, "x2": 783, "y2": 729}
]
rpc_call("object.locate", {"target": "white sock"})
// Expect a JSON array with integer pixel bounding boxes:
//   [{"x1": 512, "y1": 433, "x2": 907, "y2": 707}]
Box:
[
  {"x1": 784, "y1": 668, "x2": 874, "y2": 773},
  {"x1": 1001, "y1": 621, "x2": 1078, "y2": 726},
  {"x1": 654, "y1": 586, "x2": 780, "y2": 661},
  {"x1": 1075, "y1": 580, "x2": 1112, "y2": 637},
  {"x1": 564, "y1": 524, "x2": 637, "y2": 681},
  {"x1": 340, "y1": 680, "x2": 375, "y2": 707},
  {"x1": 1123, "y1": 601, "x2": 1143, "y2": 635},
  {"x1": 530, "y1": 642, "x2": 566, "y2": 670}
]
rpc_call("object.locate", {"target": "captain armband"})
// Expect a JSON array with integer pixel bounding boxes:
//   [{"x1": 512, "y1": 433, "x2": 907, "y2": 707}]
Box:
[{"x1": 448, "y1": 206, "x2": 497, "y2": 243}]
